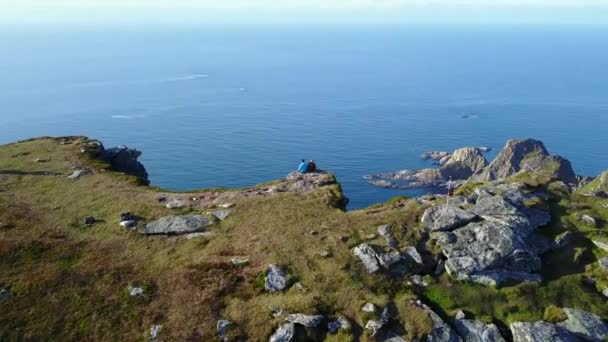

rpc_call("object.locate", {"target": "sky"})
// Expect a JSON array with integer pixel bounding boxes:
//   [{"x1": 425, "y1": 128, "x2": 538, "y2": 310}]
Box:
[{"x1": 2, "y1": 0, "x2": 608, "y2": 26}]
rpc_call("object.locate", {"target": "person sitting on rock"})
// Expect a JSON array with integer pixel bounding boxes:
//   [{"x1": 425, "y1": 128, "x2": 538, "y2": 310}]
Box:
[
  {"x1": 307, "y1": 160, "x2": 317, "y2": 173},
  {"x1": 298, "y1": 159, "x2": 308, "y2": 173}
]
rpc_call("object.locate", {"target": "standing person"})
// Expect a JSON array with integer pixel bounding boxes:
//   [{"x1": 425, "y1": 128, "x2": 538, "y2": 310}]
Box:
[
  {"x1": 446, "y1": 176, "x2": 454, "y2": 206},
  {"x1": 307, "y1": 160, "x2": 317, "y2": 173},
  {"x1": 298, "y1": 159, "x2": 308, "y2": 173}
]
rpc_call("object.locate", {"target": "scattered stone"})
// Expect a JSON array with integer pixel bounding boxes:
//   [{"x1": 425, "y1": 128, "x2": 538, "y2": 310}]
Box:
[
  {"x1": 557, "y1": 308, "x2": 608, "y2": 341},
  {"x1": 0, "y1": 288, "x2": 12, "y2": 303},
  {"x1": 128, "y1": 285, "x2": 144, "y2": 296},
  {"x1": 231, "y1": 257, "x2": 249, "y2": 266},
  {"x1": 598, "y1": 258, "x2": 608, "y2": 272},
  {"x1": 294, "y1": 282, "x2": 306, "y2": 292},
  {"x1": 67, "y1": 169, "x2": 88, "y2": 180},
  {"x1": 165, "y1": 200, "x2": 184, "y2": 209},
  {"x1": 454, "y1": 310, "x2": 505, "y2": 342},
  {"x1": 33, "y1": 158, "x2": 47, "y2": 163},
  {"x1": 286, "y1": 313, "x2": 324, "y2": 328},
  {"x1": 84, "y1": 216, "x2": 95, "y2": 225},
  {"x1": 211, "y1": 210, "x2": 231, "y2": 221},
  {"x1": 328, "y1": 316, "x2": 351, "y2": 334},
  {"x1": 184, "y1": 232, "x2": 215, "y2": 239},
  {"x1": 270, "y1": 307, "x2": 287, "y2": 318},
  {"x1": 361, "y1": 303, "x2": 377, "y2": 313},
  {"x1": 149, "y1": 324, "x2": 162, "y2": 341},
  {"x1": 353, "y1": 244, "x2": 382, "y2": 273},
  {"x1": 377, "y1": 224, "x2": 392, "y2": 237},
  {"x1": 421, "y1": 205, "x2": 478, "y2": 232},
  {"x1": 319, "y1": 250, "x2": 331, "y2": 257},
  {"x1": 415, "y1": 302, "x2": 462, "y2": 342},
  {"x1": 217, "y1": 320, "x2": 233, "y2": 341},
  {"x1": 410, "y1": 275, "x2": 428, "y2": 287},
  {"x1": 592, "y1": 240, "x2": 608, "y2": 252},
  {"x1": 265, "y1": 265, "x2": 289, "y2": 292},
  {"x1": 510, "y1": 321, "x2": 577, "y2": 342},
  {"x1": 579, "y1": 214, "x2": 597, "y2": 227},
  {"x1": 403, "y1": 246, "x2": 423, "y2": 266},
  {"x1": 143, "y1": 215, "x2": 211, "y2": 235},
  {"x1": 339, "y1": 235, "x2": 349, "y2": 243},
  {"x1": 365, "y1": 306, "x2": 391, "y2": 337},
  {"x1": 120, "y1": 212, "x2": 136, "y2": 221},
  {"x1": 366, "y1": 233, "x2": 377, "y2": 239},
  {"x1": 219, "y1": 203, "x2": 235, "y2": 208},
  {"x1": 119, "y1": 220, "x2": 137, "y2": 229},
  {"x1": 603, "y1": 288, "x2": 608, "y2": 298},
  {"x1": 269, "y1": 322, "x2": 295, "y2": 342}
]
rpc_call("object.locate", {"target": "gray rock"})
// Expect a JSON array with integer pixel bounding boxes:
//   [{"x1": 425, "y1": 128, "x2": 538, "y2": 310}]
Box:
[
  {"x1": 365, "y1": 306, "x2": 391, "y2": 337},
  {"x1": 217, "y1": 320, "x2": 233, "y2": 340},
  {"x1": 143, "y1": 215, "x2": 211, "y2": 235},
  {"x1": 416, "y1": 302, "x2": 462, "y2": 342},
  {"x1": 328, "y1": 316, "x2": 351, "y2": 333},
  {"x1": 377, "y1": 224, "x2": 392, "y2": 237},
  {"x1": 265, "y1": 265, "x2": 289, "y2": 292},
  {"x1": 557, "y1": 308, "x2": 608, "y2": 341},
  {"x1": 579, "y1": 214, "x2": 597, "y2": 227},
  {"x1": 149, "y1": 324, "x2": 162, "y2": 341},
  {"x1": 353, "y1": 244, "x2": 381, "y2": 273},
  {"x1": 67, "y1": 169, "x2": 88, "y2": 180},
  {"x1": 598, "y1": 258, "x2": 608, "y2": 272},
  {"x1": 454, "y1": 313, "x2": 505, "y2": 342},
  {"x1": 473, "y1": 139, "x2": 577, "y2": 184},
  {"x1": 510, "y1": 321, "x2": 578, "y2": 342},
  {"x1": 269, "y1": 322, "x2": 295, "y2": 342},
  {"x1": 386, "y1": 238, "x2": 399, "y2": 248},
  {"x1": 403, "y1": 246, "x2": 423, "y2": 266},
  {"x1": 421, "y1": 205, "x2": 478, "y2": 232},
  {"x1": 319, "y1": 250, "x2": 331, "y2": 257},
  {"x1": 421, "y1": 151, "x2": 451, "y2": 161},
  {"x1": 184, "y1": 232, "x2": 215, "y2": 239},
  {"x1": 286, "y1": 313, "x2": 324, "y2": 327},
  {"x1": 212, "y1": 210, "x2": 231, "y2": 221},
  {"x1": 219, "y1": 203, "x2": 235, "y2": 208},
  {"x1": 0, "y1": 288, "x2": 12, "y2": 303},
  {"x1": 128, "y1": 285, "x2": 144, "y2": 296},
  {"x1": 410, "y1": 275, "x2": 428, "y2": 287},
  {"x1": 467, "y1": 270, "x2": 541, "y2": 287},
  {"x1": 444, "y1": 147, "x2": 488, "y2": 174},
  {"x1": 592, "y1": 240, "x2": 608, "y2": 252},
  {"x1": 362, "y1": 303, "x2": 377, "y2": 313}
]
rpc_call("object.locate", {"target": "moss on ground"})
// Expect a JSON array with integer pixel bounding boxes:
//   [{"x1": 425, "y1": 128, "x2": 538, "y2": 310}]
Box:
[{"x1": 0, "y1": 137, "x2": 607, "y2": 341}]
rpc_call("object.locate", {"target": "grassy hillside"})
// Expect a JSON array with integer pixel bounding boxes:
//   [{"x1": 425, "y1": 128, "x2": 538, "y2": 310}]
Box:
[{"x1": 0, "y1": 137, "x2": 606, "y2": 341}]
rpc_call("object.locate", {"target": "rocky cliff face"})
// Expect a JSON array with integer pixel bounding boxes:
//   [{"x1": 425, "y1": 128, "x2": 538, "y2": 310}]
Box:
[
  {"x1": 82, "y1": 140, "x2": 149, "y2": 184},
  {"x1": 473, "y1": 139, "x2": 577, "y2": 183}
]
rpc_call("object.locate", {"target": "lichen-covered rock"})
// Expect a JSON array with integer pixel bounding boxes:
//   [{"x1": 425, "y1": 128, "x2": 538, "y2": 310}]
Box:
[
  {"x1": 362, "y1": 303, "x2": 376, "y2": 313},
  {"x1": 510, "y1": 321, "x2": 578, "y2": 342},
  {"x1": 415, "y1": 302, "x2": 462, "y2": 342},
  {"x1": 143, "y1": 215, "x2": 211, "y2": 235},
  {"x1": 421, "y1": 205, "x2": 478, "y2": 232},
  {"x1": 286, "y1": 313, "x2": 324, "y2": 328},
  {"x1": 454, "y1": 310, "x2": 505, "y2": 342},
  {"x1": 269, "y1": 322, "x2": 295, "y2": 342},
  {"x1": 352, "y1": 243, "x2": 405, "y2": 274},
  {"x1": 557, "y1": 308, "x2": 608, "y2": 341},
  {"x1": 265, "y1": 265, "x2": 289, "y2": 292}
]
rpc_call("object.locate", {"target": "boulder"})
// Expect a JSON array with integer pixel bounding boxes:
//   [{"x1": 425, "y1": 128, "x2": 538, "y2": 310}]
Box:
[
  {"x1": 269, "y1": 322, "x2": 295, "y2": 342},
  {"x1": 415, "y1": 302, "x2": 462, "y2": 342},
  {"x1": 557, "y1": 308, "x2": 608, "y2": 341},
  {"x1": 421, "y1": 205, "x2": 478, "y2": 232},
  {"x1": 353, "y1": 244, "x2": 382, "y2": 273},
  {"x1": 403, "y1": 246, "x2": 423, "y2": 266},
  {"x1": 454, "y1": 310, "x2": 505, "y2": 342},
  {"x1": 265, "y1": 265, "x2": 289, "y2": 292},
  {"x1": 286, "y1": 313, "x2": 324, "y2": 328},
  {"x1": 473, "y1": 139, "x2": 576, "y2": 183},
  {"x1": 143, "y1": 215, "x2": 211, "y2": 235},
  {"x1": 212, "y1": 210, "x2": 231, "y2": 221},
  {"x1": 328, "y1": 316, "x2": 351, "y2": 333},
  {"x1": 377, "y1": 225, "x2": 392, "y2": 237},
  {"x1": 510, "y1": 321, "x2": 578, "y2": 342},
  {"x1": 217, "y1": 320, "x2": 233, "y2": 341},
  {"x1": 120, "y1": 220, "x2": 137, "y2": 229},
  {"x1": 444, "y1": 147, "x2": 488, "y2": 174},
  {"x1": 67, "y1": 169, "x2": 88, "y2": 180},
  {"x1": 365, "y1": 306, "x2": 391, "y2": 337}
]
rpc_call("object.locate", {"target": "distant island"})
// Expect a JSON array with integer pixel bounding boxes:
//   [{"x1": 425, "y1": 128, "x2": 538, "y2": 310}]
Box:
[{"x1": 0, "y1": 136, "x2": 607, "y2": 341}]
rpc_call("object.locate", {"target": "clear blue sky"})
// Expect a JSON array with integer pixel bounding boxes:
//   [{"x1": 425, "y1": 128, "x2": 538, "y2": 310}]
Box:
[{"x1": 3, "y1": 0, "x2": 608, "y2": 26}]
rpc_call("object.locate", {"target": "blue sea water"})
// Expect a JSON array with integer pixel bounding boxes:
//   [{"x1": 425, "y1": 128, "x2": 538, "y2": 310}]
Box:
[{"x1": 1, "y1": 24, "x2": 607, "y2": 209}]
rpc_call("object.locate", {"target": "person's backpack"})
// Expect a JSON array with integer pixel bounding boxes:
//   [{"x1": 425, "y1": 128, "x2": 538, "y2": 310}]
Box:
[{"x1": 307, "y1": 162, "x2": 317, "y2": 173}]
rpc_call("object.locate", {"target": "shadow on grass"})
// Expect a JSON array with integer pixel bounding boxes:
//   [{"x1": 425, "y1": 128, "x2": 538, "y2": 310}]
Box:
[{"x1": 0, "y1": 169, "x2": 62, "y2": 176}]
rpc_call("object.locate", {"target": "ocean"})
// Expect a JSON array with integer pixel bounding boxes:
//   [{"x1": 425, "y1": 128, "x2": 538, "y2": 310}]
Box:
[{"x1": 1, "y1": 23, "x2": 607, "y2": 208}]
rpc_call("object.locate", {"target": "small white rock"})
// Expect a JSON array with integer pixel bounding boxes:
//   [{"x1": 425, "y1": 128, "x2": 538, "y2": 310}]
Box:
[
  {"x1": 128, "y1": 285, "x2": 144, "y2": 296},
  {"x1": 361, "y1": 303, "x2": 376, "y2": 313},
  {"x1": 166, "y1": 200, "x2": 184, "y2": 209},
  {"x1": 120, "y1": 220, "x2": 137, "y2": 228}
]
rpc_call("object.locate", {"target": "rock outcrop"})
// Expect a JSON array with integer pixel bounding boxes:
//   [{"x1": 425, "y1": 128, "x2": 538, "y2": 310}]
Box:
[
  {"x1": 269, "y1": 322, "x2": 295, "y2": 342},
  {"x1": 143, "y1": 215, "x2": 212, "y2": 235},
  {"x1": 454, "y1": 310, "x2": 505, "y2": 342},
  {"x1": 415, "y1": 301, "x2": 462, "y2": 342},
  {"x1": 557, "y1": 308, "x2": 608, "y2": 341},
  {"x1": 428, "y1": 184, "x2": 552, "y2": 287},
  {"x1": 510, "y1": 321, "x2": 578, "y2": 342},
  {"x1": 367, "y1": 139, "x2": 578, "y2": 190},
  {"x1": 352, "y1": 243, "x2": 406, "y2": 274},
  {"x1": 82, "y1": 140, "x2": 149, "y2": 184}
]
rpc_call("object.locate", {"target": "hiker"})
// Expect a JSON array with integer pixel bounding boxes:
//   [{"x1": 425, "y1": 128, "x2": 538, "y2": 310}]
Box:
[
  {"x1": 307, "y1": 160, "x2": 317, "y2": 173},
  {"x1": 447, "y1": 177, "x2": 455, "y2": 197},
  {"x1": 298, "y1": 159, "x2": 308, "y2": 173}
]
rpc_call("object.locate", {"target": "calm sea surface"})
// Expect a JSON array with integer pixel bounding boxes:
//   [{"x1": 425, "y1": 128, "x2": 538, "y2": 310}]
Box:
[{"x1": 1, "y1": 24, "x2": 607, "y2": 208}]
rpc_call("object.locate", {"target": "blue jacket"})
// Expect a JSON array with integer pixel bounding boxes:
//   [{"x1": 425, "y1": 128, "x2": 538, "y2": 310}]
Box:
[{"x1": 298, "y1": 162, "x2": 308, "y2": 173}]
